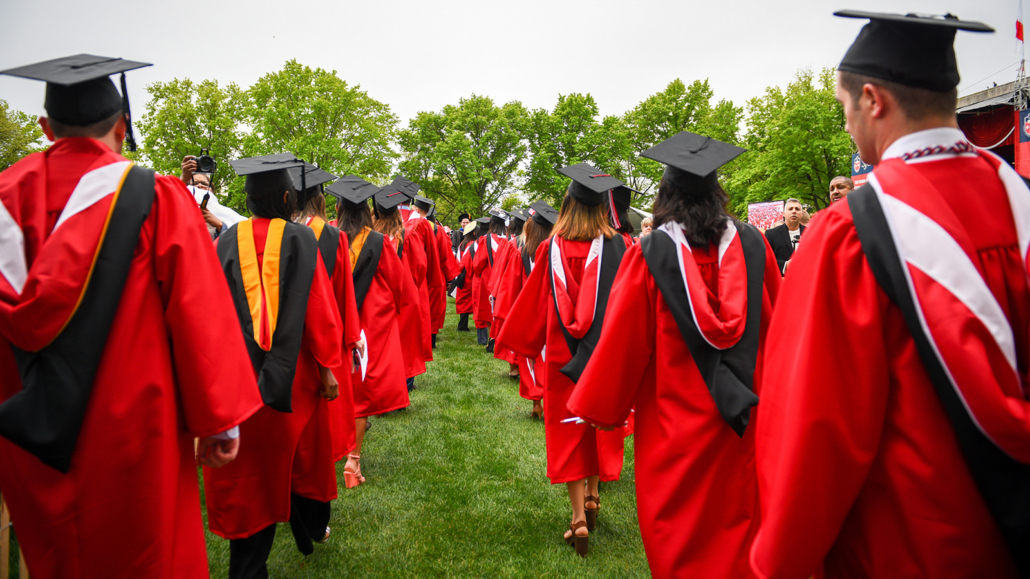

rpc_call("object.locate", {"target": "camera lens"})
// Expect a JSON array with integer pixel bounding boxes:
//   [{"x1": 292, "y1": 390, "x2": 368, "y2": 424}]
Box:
[{"x1": 195, "y1": 155, "x2": 217, "y2": 174}]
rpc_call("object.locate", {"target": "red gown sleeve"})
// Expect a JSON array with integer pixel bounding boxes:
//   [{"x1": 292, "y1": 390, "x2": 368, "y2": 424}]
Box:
[
  {"x1": 567, "y1": 245, "x2": 655, "y2": 428},
  {"x1": 152, "y1": 175, "x2": 262, "y2": 437},
  {"x1": 750, "y1": 206, "x2": 892, "y2": 579},
  {"x1": 303, "y1": 255, "x2": 345, "y2": 370},
  {"x1": 439, "y1": 228, "x2": 460, "y2": 279},
  {"x1": 495, "y1": 241, "x2": 550, "y2": 359}
]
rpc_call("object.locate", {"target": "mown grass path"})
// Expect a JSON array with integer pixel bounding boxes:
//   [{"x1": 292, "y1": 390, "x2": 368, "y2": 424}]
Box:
[{"x1": 203, "y1": 299, "x2": 650, "y2": 578}]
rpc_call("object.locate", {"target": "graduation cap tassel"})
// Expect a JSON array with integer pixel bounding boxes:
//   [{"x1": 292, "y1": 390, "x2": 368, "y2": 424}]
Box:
[{"x1": 120, "y1": 72, "x2": 137, "y2": 153}]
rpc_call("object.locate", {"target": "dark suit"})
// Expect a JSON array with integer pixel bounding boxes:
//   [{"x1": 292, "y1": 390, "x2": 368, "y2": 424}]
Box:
[{"x1": 765, "y1": 224, "x2": 805, "y2": 275}]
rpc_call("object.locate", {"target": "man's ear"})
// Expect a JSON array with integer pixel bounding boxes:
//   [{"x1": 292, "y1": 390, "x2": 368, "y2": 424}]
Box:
[
  {"x1": 38, "y1": 117, "x2": 56, "y2": 142},
  {"x1": 112, "y1": 114, "x2": 127, "y2": 142},
  {"x1": 863, "y1": 83, "x2": 888, "y2": 119}
]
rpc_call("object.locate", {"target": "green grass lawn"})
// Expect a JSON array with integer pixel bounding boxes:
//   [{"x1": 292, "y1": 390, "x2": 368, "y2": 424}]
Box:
[{"x1": 202, "y1": 299, "x2": 650, "y2": 578}]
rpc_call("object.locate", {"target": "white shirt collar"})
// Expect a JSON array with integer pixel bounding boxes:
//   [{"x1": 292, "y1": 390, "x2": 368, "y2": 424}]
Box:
[{"x1": 881, "y1": 127, "x2": 971, "y2": 162}]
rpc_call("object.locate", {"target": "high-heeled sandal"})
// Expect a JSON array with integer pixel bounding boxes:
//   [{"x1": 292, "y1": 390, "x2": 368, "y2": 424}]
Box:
[
  {"x1": 530, "y1": 402, "x2": 544, "y2": 421},
  {"x1": 563, "y1": 520, "x2": 589, "y2": 557},
  {"x1": 343, "y1": 454, "x2": 366, "y2": 489},
  {"x1": 585, "y1": 495, "x2": 600, "y2": 532}
]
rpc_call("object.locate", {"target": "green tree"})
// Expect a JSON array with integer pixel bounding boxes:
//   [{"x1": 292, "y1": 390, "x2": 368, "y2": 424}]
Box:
[
  {"x1": 132, "y1": 79, "x2": 248, "y2": 210},
  {"x1": 245, "y1": 60, "x2": 399, "y2": 186},
  {"x1": 622, "y1": 79, "x2": 743, "y2": 201},
  {"x1": 523, "y1": 93, "x2": 633, "y2": 208},
  {"x1": 728, "y1": 68, "x2": 852, "y2": 217},
  {"x1": 397, "y1": 94, "x2": 528, "y2": 217},
  {"x1": 0, "y1": 100, "x2": 44, "y2": 171}
]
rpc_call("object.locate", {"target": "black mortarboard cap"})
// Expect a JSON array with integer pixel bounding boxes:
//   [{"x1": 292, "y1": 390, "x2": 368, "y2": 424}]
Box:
[
  {"x1": 641, "y1": 131, "x2": 745, "y2": 192},
  {"x1": 373, "y1": 187, "x2": 409, "y2": 216},
  {"x1": 476, "y1": 216, "x2": 491, "y2": 232},
  {"x1": 510, "y1": 208, "x2": 529, "y2": 223},
  {"x1": 557, "y1": 163, "x2": 624, "y2": 207},
  {"x1": 836, "y1": 10, "x2": 993, "y2": 92},
  {"x1": 288, "y1": 163, "x2": 336, "y2": 207},
  {"x1": 231, "y1": 153, "x2": 304, "y2": 196},
  {"x1": 0, "y1": 54, "x2": 152, "y2": 151},
  {"x1": 389, "y1": 176, "x2": 421, "y2": 200},
  {"x1": 413, "y1": 195, "x2": 435, "y2": 212},
  {"x1": 489, "y1": 208, "x2": 508, "y2": 224},
  {"x1": 458, "y1": 212, "x2": 470, "y2": 221},
  {"x1": 325, "y1": 175, "x2": 380, "y2": 206},
  {"x1": 528, "y1": 201, "x2": 558, "y2": 226}
]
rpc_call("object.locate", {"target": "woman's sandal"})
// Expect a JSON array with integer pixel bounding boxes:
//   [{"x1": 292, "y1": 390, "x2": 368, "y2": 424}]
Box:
[
  {"x1": 585, "y1": 495, "x2": 600, "y2": 532},
  {"x1": 530, "y1": 402, "x2": 544, "y2": 421},
  {"x1": 343, "y1": 454, "x2": 366, "y2": 489},
  {"x1": 564, "y1": 520, "x2": 589, "y2": 557}
]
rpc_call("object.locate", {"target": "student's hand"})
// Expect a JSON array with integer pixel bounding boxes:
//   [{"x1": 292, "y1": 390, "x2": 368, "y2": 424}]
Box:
[
  {"x1": 319, "y1": 365, "x2": 339, "y2": 400},
  {"x1": 196, "y1": 436, "x2": 239, "y2": 467},
  {"x1": 589, "y1": 422, "x2": 615, "y2": 432},
  {"x1": 201, "y1": 208, "x2": 223, "y2": 230},
  {"x1": 355, "y1": 339, "x2": 366, "y2": 358}
]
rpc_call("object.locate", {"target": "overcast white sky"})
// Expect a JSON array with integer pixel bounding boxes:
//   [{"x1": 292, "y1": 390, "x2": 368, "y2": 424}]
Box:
[{"x1": 0, "y1": 0, "x2": 1023, "y2": 131}]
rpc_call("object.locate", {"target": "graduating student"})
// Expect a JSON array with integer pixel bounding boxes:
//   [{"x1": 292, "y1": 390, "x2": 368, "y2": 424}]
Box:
[
  {"x1": 470, "y1": 217, "x2": 493, "y2": 344},
  {"x1": 493, "y1": 201, "x2": 558, "y2": 418},
  {"x1": 452, "y1": 221, "x2": 479, "y2": 332},
  {"x1": 203, "y1": 154, "x2": 344, "y2": 579},
  {"x1": 392, "y1": 179, "x2": 444, "y2": 364},
  {"x1": 326, "y1": 177, "x2": 412, "y2": 487},
  {"x1": 496, "y1": 163, "x2": 630, "y2": 558},
  {"x1": 491, "y1": 210, "x2": 528, "y2": 377},
  {"x1": 372, "y1": 187, "x2": 428, "y2": 385},
  {"x1": 568, "y1": 133, "x2": 781, "y2": 579},
  {"x1": 472, "y1": 209, "x2": 509, "y2": 352},
  {"x1": 750, "y1": 12, "x2": 1030, "y2": 579},
  {"x1": 290, "y1": 165, "x2": 364, "y2": 467},
  {"x1": 429, "y1": 207, "x2": 461, "y2": 317},
  {"x1": 0, "y1": 55, "x2": 262, "y2": 579}
]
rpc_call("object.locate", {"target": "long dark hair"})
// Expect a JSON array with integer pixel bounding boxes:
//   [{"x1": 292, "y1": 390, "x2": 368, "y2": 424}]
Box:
[
  {"x1": 522, "y1": 218, "x2": 552, "y2": 260},
  {"x1": 652, "y1": 174, "x2": 730, "y2": 247},
  {"x1": 489, "y1": 218, "x2": 506, "y2": 236},
  {"x1": 460, "y1": 227, "x2": 478, "y2": 252},
  {"x1": 246, "y1": 176, "x2": 296, "y2": 220},
  {"x1": 337, "y1": 198, "x2": 374, "y2": 243},
  {"x1": 507, "y1": 218, "x2": 524, "y2": 238},
  {"x1": 373, "y1": 209, "x2": 404, "y2": 240}
]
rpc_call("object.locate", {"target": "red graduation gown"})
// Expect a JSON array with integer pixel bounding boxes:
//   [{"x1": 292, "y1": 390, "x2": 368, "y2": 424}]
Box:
[
  {"x1": 389, "y1": 234, "x2": 428, "y2": 378},
  {"x1": 750, "y1": 152, "x2": 1027, "y2": 579},
  {"x1": 472, "y1": 234, "x2": 506, "y2": 330},
  {"x1": 497, "y1": 239, "x2": 626, "y2": 483},
  {"x1": 349, "y1": 228, "x2": 411, "y2": 417},
  {"x1": 430, "y1": 222, "x2": 459, "y2": 332},
  {"x1": 0, "y1": 138, "x2": 262, "y2": 579},
  {"x1": 455, "y1": 242, "x2": 475, "y2": 315},
  {"x1": 568, "y1": 239, "x2": 781, "y2": 579},
  {"x1": 488, "y1": 237, "x2": 520, "y2": 348},
  {"x1": 402, "y1": 216, "x2": 443, "y2": 360},
  {"x1": 304, "y1": 218, "x2": 362, "y2": 463},
  {"x1": 204, "y1": 218, "x2": 344, "y2": 539},
  {"x1": 492, "y1": 242, "x2": 544, "y2": 400}
]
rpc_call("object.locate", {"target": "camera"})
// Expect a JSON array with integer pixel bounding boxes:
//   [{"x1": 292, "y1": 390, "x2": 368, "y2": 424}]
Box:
[{"x1": 194, "y1": 148, "x2": 217, "y2": 174}]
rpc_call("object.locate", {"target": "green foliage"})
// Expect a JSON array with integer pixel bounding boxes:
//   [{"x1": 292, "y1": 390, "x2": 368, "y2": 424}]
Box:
[
  {"x1": 202, "y1": 302, "x2": 648, "y2": 578},
  {"x1": 133, "y1": 79, "x2": 248, "y2": 210},
  {"x1": 622, "y1": 80, "x2": 743, "y2": 200},
  {"x1": 523, "y1": 94, "x2": 633, "y2": 208},
  {"x1": 397, "y1": 95, "x2": 528, "y2": 218},
  {"x1": 0, "y1": 100, "x2": 44, "y2": 171},
  {"x1": 728, "y1": 68, "x2": 853, "y2": 216},
  {"x1": 245, "y1": 60, "x2": 399, "y2": 184},
  {"x1": 500, "y1": 194, "x2": 524, "y2": 212}
]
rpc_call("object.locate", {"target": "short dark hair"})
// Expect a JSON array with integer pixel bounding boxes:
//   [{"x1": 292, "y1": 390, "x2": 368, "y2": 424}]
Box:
[
  {"x1": 839, "y1": 71, "x2": 957, "y2": 121},
  {"x1": 830, "y1": 176, "x2": 854, "y2": 190},
  {"x1": 245, "y1": 176, "x2": 296, "y2": 221},
  {"x1": 47, "y1": 111, "x2": 122, "y2": 140}
]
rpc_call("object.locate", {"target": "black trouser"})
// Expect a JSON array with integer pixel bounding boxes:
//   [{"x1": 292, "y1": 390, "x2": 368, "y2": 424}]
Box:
[
  {"x1": 477, "y1": 327, "x2": 488, "y2": 345},
  {"x1": 406, "y1": 376, "x2": 415, "y2": 392},
  {"x1": 288, "y1": 493, "x2": 331, "y2": 556},
  {"x1": 432, "y1": 333, "x2": 437, "y2": 348},
  {"x1": 227, "y1": 495, "x2": 330, "y2": 579},
  {"x1": 229, "y1": 524, "x2": 276, "y2": 579},
  {"x1": 485, "y1": 338, "x2": 494, "y2": 353},
  {"x1": 457, "y1": 313, "x2": 470, "y2": 331}
]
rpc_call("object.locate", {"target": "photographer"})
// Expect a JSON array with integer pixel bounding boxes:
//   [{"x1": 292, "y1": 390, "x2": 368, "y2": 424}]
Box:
[{"x1": 181, "y1": 154, "x2": 243, "y2": 239}]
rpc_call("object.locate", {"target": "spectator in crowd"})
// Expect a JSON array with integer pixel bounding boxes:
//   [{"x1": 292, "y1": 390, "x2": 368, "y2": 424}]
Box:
[
  {"x1": 180, "y1": 155, "x2": 241, "y2": 239},
  {"x1": 452, "y1": 212, "x2": 471, "y2": 254},
  {"x1": 800, "y1": 207, "x2": 811, "y2": 226},
  {"x1": 829, "y1": 175, "x2": 854, "y2": 203},
  {"x1": 638, "y1": 217, "x2": 653, "y2": 237},
  {"x1": 764, "y1": 198, "x2": 805, "y2": 275}
]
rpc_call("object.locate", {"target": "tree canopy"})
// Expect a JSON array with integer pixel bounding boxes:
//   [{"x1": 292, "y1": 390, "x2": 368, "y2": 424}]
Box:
[
  {"x1": 1, "y1": 99, "x2": 44, "y2": 171},
  {"x1": 0, "y1": 63, "x2": 857, "y2": 224}
]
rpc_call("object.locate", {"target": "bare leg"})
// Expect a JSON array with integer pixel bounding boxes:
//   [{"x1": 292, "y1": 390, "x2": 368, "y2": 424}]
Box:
[
  {"x1": 586, "y1": 475, "x2": 600, "y2": 507},
  {"x1": 344, "y1": 417, "x2": 367, "y2": 482},
  {"x1": 564, "y1": 479, "x2": 589, "y2": 540}
]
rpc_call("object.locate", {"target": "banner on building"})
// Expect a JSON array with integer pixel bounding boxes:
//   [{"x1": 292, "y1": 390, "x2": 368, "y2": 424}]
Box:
[
  {"x1": 747, "y1": 200, "x2": 784, "y2": 230},
  {"x1": 1015, "y1": 109, "x2": 1030, "y2": 178},
  {"x1": 851, "y1": 153, "x2": 873, "y2": 188}
]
